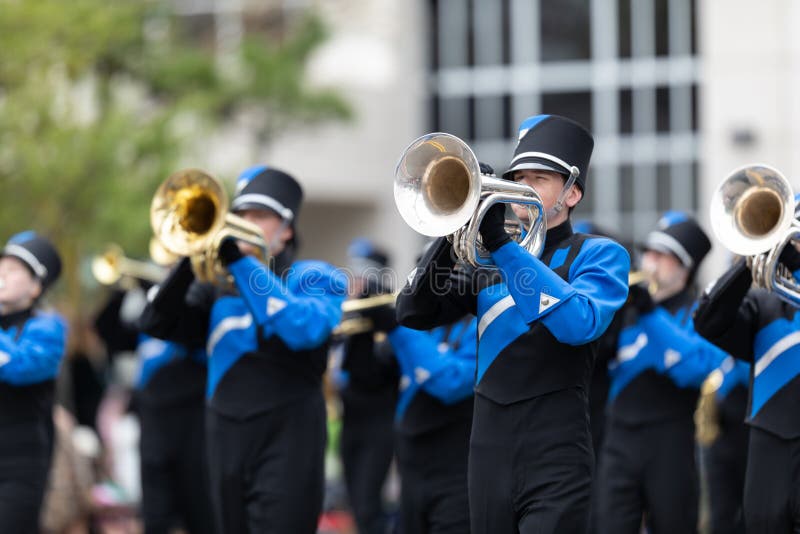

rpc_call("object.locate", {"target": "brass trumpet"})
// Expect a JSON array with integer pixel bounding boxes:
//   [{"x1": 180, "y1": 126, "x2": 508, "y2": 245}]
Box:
[
  {"x1": 91, "y1": 243, "x2": 168, "y2": 286},
  {"x1": 628, "y1": 270, "x2": 658, "y2": 295},
  {"x1": 394, "y1": 133, "x2": 546, "y2": 267},
  {"x1": 150, "y1": 169, "x2": 269, "y2": 286},
  {"x1": 710, "y1": 164, "x2": 800, "y2": 306},
  {"x1": 334, "y1": 292, "x2": 399, "y2": 336}
]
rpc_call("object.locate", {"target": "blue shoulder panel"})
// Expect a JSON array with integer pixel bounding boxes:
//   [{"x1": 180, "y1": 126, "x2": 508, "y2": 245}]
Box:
[
  {"x1": 750, "y1": 309, "x2": 800, "y2": 417},
  {"x1": 205, "y1": 296, "x2": 258, "y2": 398},
  {"x1": 135, "y1": 335, "x2": 188, "y2": 389}
]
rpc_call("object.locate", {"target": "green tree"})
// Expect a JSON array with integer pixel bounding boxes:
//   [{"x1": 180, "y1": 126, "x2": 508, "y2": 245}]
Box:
[{"x1": 0, "y1": 0, "x2": 350, "y2": 320}]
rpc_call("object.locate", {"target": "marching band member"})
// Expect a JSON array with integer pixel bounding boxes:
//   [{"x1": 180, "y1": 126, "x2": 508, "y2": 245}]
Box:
[
  {"x1": 363, "y1": 299, "x2": 476, "y2": 533},
  {"x1": 699, "y1": 356, "x2": 750, "y2": 534},
  {"x1": 335, "y1": 239, "x2": 399, "y2": 534},
  {"x1": 597, "y1": 212, "x2": 727, "y2": 534},
  {"x1": 134, "y1": 333, "x2": 213, "y2": 534},
  {"x1": 0, "y1": 231, "x2": 67, "y2": 533},
  {"x1": 397, "y1": 116, "x2": 630, "y2": 533},
  {"x1": 140, "y1": 166, "x2": 346, "y2": 533},
  {"x1": 694, "y1": 241, "x2": 800, "y2": 533},
  {"x1": 95, "y1": 266, "x2": 213, "y2": 534}
]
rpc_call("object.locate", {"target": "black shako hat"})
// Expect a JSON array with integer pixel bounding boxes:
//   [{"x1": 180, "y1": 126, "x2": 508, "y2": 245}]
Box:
[
  {"x1": 2, "y1": 231, "x2": 62, "y2": 290},
  {"x1": 643, "y1": 211, "x2": 711, "y2": 270},
  {"x1": 231, "y1": 165, "x2": 303, "y2": 226},
  {"x1": 502, "y1": 114, "x2": 594, "y2": 192}
]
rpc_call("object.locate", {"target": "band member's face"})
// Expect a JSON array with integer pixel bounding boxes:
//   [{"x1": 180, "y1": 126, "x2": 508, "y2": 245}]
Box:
[
  {"x1": 511, "y1": 169, "x2": 582, "y2": 228},
  {"x1": 0, "y1": 256, "x2": 42, "y2": 312},
  {"x1": 640, "y1": 249, "x2": 689, "y2": 302},
  {"x1": 236, "y1": 209, "x2": 293, "y2": 257}
]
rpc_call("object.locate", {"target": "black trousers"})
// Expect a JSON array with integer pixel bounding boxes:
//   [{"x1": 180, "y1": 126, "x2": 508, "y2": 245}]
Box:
[
  {"x1": 469, "y1": 388, "x2": 593, "y2": 534},
  {"x1": 0, "y1": 418, "x2": 54, "y2": 534},
  {"x1": 397, "y1": 419, "x2": 471, "y2": 534},
  {"x1": 704, "y1": 430, "x2": 747, "y2": 534},
  {"x1": 205, "y1": 393, "x2": 327, "y2": 534},
  {"x1": 340, "y1": 415, "x2": 394, "y2": 534},
  {"x1": 597, "y1": 417, "x2": 698, "y2": 534},
  {"x1": 139, "y1": 399, "x2": 214, "y2": 534},
  {"x1": 744, "y1": 426, "x2": 800, "y2": 533}
]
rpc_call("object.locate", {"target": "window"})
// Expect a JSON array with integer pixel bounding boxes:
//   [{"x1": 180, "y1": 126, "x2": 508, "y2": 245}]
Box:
[{"x1": 540, "y1": 0, "x2": 591, "y2": 62}]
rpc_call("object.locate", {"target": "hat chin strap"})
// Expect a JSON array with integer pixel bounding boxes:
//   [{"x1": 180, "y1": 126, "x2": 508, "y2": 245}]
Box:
[{"x1": 546, "y1": 166, "x2": 580, "y2": 219}]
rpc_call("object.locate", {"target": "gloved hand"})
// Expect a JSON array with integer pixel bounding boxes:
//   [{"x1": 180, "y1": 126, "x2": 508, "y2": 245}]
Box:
[
  {"x1": 218, "y1": 237, "x2": 244, "y2": 267},
  {"x1": 362, "y1": 304, "x2": 398, "y2": 333},
  {"x1": 479, "y1": 203, "x2": 511, "y2": 252},
  {"x1": 628, "y1": 283, "x2": 655, "y2": 315},
  {"x1": 779, "y1": 243, "x2": 800, "y2": 271}
]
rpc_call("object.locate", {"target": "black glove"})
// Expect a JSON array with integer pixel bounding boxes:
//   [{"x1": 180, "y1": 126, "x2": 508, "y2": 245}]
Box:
[
  {"x1": 479, "y1": 203, "x2": 511, "y2": 252},
  {"x1": 779, "y1": 244, "x2": 800, "y2": 271},
  {"x1": 218, "y1": 237, "x2": 244, "y2": 267},
  {"x1": 628, "y1": 283, "x2": 655, "y2": 315},
  {"x1": 362, "y1": 304, "x2": 398, "y2": 333}
]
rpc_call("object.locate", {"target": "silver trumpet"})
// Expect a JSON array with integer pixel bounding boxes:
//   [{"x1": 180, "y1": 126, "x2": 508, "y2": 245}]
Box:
[
  {"x1": 710, "y1": 163, "x2": 800, "y2": 306},
  {"x1": 394, "y1": 132, "x2": 546, "y2": 267}
]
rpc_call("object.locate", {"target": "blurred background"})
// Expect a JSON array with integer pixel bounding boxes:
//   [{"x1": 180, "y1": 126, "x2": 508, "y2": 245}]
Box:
[
  {"x1": 1, "y1": 0, "x2": 799, "y2": 531},
  {"x1": 4, "y1": 0, "x2": 800, "y2": 313}
]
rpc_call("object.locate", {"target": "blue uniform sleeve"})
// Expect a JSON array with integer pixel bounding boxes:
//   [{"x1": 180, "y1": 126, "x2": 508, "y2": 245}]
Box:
[
  {"x1": 228, "y1": 256, "x2": 347, "y2": 351},
  {"x1": 717, "y1": 357, "x2": 751, "y2": 400},
  {"x1": 0, "y1": 314, "x2": 67, "y2": 386},
  {"x1": 490, "y1": 237, "x2": 630, "y2": 345},
  {"x1": 387, "y1": 321, "x2": 477, "y2": 404},
  {"x1": 637, "y1": 309, "x2": 728, "y2": 388}
]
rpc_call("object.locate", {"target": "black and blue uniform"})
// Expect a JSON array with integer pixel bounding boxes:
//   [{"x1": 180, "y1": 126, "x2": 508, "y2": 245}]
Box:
[
  {"x1": 134, "y1": 334, "x2": 213, "y2": 534},
  {"x1": 597, "y1": 289, "x2": 727, "y2": 534},
  {"x1": 397, "y1": 222, "x2": 629, "y2": 533},
  {"x1": 702, "y1": 356, "x2": 749, "y2": 534},
  {"x1": 694, "y1": 261, "x2": 800, "y2": 533},
  {"x1": 333, "y1": 329, "x2": 399, "y2": 534},
  {"x1": 0, "y1": 308, "x2": 67, "y2": 533},
  {"x1": 141, "y1": 253, "x2": 345, "y2": 534},
  {"x1": 388, "y1": 316, "x2": 476, "y2": 533}
]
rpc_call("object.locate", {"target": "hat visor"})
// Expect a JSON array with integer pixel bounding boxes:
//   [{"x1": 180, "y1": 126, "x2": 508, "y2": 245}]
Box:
[
  {"x1": 640, "y1": 234, "x2": 693, "y2": 268},
  {"x1": 502, "y1": 159, "x2": 568, "y2": 180},
  {"x1": 231, "y1": 202, "x2": 284, "y2": 219}
]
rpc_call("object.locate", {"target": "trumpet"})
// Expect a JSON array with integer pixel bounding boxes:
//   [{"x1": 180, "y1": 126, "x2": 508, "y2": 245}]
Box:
[
  {"x1": 710, "y1": 164, "x2": 800, "y2": 306},
  {"x1": 628, "y1": 270, "x2": 658, "y2": 295},
  {"x1": 334, "y1": 292, "x2": 399, "y2": 336},
  {"x1": 394, "y1": 133, "x2": 546, "y2": 268},
  {"x1": 91, "y1": 243, "x2": 168, "y2": 286},
  {"x1": 150, "y1": 169, "x2": 269, "y2": 286}
]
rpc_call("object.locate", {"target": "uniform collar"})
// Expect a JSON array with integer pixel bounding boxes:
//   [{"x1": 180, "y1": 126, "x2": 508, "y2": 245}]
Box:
[
  {"x1": 0, "y1": 307, "x2": 33, "y2": 330},
  {"x1": 543, "y1": 220, "x2": 574, "y2": 254}
]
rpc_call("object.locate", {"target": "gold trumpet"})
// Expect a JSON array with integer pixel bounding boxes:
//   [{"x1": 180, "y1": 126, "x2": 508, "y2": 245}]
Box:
[
  {"x1": 91, "y1": 243, "x2": 168, "y2": 286},
  {"x1": 150, "y1": 169, "x2": 268, "y2": 286},
  {"x1": 628, "y1": 270, "x2": 658, "y2": 295},
  {"x1": 334, "y1": 292, "x2": 399, "y2": 336}
]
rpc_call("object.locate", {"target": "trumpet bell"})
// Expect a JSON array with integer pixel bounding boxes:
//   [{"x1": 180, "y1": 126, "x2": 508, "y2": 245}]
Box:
[
  {"x1": 91, "y1": 244, "x2": 125, "y2": 286},
  {"x1": 394, "y1": 132, "x2": 547, "y2": 267},
  {"x1": 710, "y1": 164, "x2": 795, "y2": 256},
  {"x1": 394, "y1": 133, "x2": 482, "y2": 237},
  {"x1": 150, "y1": 169, "x2": 228, "y2": 258}
]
